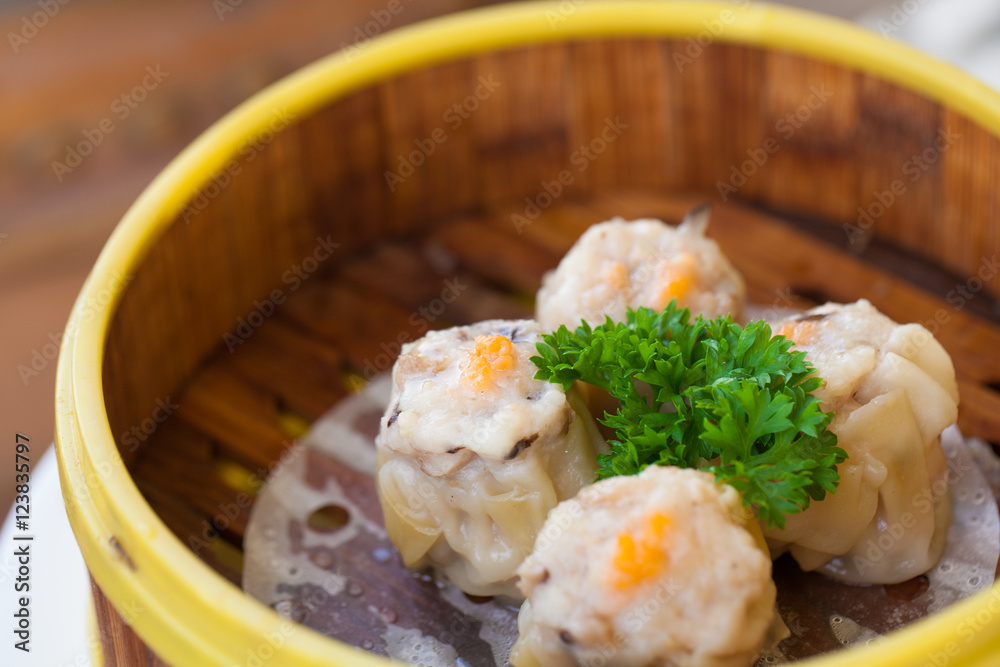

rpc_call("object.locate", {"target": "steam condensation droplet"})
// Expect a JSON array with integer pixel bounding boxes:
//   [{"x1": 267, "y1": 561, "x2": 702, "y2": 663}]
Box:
[{"x1": 270, "y1": 599, "x2": 308, "y2": 623}]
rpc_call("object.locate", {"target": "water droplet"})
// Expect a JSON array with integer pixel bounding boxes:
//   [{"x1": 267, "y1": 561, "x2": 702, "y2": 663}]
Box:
[
  {"x1": 309, "y1": 548, "x2": 336, "y2": 569},
  {"x1": 973, "y1": 491, "x2": 986, "y2": 505},
  {"x1": 831, "y1": 616, "x2": 843, "y2": 624},
  {"x1": 970, "y1": 576, "x2": 982, "y2": 586},
  {"x1": 380, "y1": 607, "x2": 398, "y2": 623},
  {"x1": 348, "y1": 581, "x2": 365, "y2": 597},
  {"x1": 940, "y1": 563, "x2": 953, "y2": 573},
  {"x1": 420, "y1": 573, "x2": 433, "y2": 583},
  {"x1": 360, "y1": 639, "x2": 374, "y2": 650},
  {"x1": 270, "y1": 599, "x2": 308, "y2": 623},
  {"x1": 373, "y1": 547, "x2": 392, "y2": 563}
]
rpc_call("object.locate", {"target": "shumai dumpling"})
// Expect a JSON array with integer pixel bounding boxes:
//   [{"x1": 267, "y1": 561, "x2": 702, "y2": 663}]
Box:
[
  {"x1": 375, "y1": 319, "x2": 606, "y2": 600},
  {"x1": 512, "y1": 466, "x2": 776, "y2": 667},
  {"x1": 535, "y1": 207, "x2": 746, "y2": 330},
  {"x1": 765, "y1": 299, "x2": 960, "y2": 584}
]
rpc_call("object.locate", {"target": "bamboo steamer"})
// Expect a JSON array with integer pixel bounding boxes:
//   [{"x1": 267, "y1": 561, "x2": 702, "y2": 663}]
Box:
[{"x1": 55, "y1": 2, "x2": 1000, "y2": 665}]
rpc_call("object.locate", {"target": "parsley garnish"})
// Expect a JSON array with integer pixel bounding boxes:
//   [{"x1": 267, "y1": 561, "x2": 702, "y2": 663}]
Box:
[{"x1": 531, "y1": 302, "x2": 846, "y2": 529}]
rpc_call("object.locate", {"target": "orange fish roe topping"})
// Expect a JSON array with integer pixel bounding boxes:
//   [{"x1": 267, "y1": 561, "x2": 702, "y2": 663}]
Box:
[
  {"x1": 462, "y1": 334, "x2": 515, "y2": 391},
  {"x1": 611, "y1": 512, "x2": 672, "y2": 590},
  {"x1": 776, "y1": 320, "x2": 817, "y2": 346},
  {"x1": 655, "y1": 256, "x2": 696, "y2": 309},
  {"x1": 603, "y1": 262, "x2": 630, "y2": 290}
]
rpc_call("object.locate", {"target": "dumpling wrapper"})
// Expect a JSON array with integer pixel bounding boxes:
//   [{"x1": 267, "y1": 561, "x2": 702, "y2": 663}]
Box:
[
  {"x1": 375, "y1": 320, "x2": 607, "y2": 600},
  {"x1": 764, "y1": 300, "x2": 960, "y2": 584}
]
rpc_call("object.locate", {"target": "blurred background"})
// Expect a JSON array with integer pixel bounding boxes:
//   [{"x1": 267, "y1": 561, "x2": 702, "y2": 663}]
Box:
[{"x1": 2, "y1": 0, "x2": 1000, "y2": 517}]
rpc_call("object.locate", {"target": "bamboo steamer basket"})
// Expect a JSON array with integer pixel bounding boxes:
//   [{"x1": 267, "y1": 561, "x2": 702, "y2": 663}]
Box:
[{"x1": 55, "y1": 1, "x2": 1000, "y2": 665}]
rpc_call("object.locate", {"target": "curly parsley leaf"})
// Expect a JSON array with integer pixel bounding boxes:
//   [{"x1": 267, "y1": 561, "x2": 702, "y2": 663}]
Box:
[{"x1": 531, "y1": 302, "x2": 846, "y2": 530}]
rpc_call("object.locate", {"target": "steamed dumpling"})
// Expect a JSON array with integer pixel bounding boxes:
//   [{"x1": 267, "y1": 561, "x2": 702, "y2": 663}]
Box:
[
  {"x1": 765, "y1": 299, "x2": 959, "y2": 583},
  {"x1": 512, "y1": 466, "x2": 776, "y2": 667},
  {"x1": 375, "y1": 319, "x2": 606, "y2": 599},
  {"x1": 535, "y1": 207, "x2": 746, "y2": 330}
]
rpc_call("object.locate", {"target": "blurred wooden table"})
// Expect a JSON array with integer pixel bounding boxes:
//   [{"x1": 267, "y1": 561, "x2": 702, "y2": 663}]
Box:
[{"x1": 0, "y1": 0, "x2": 500, "y2": 517}]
